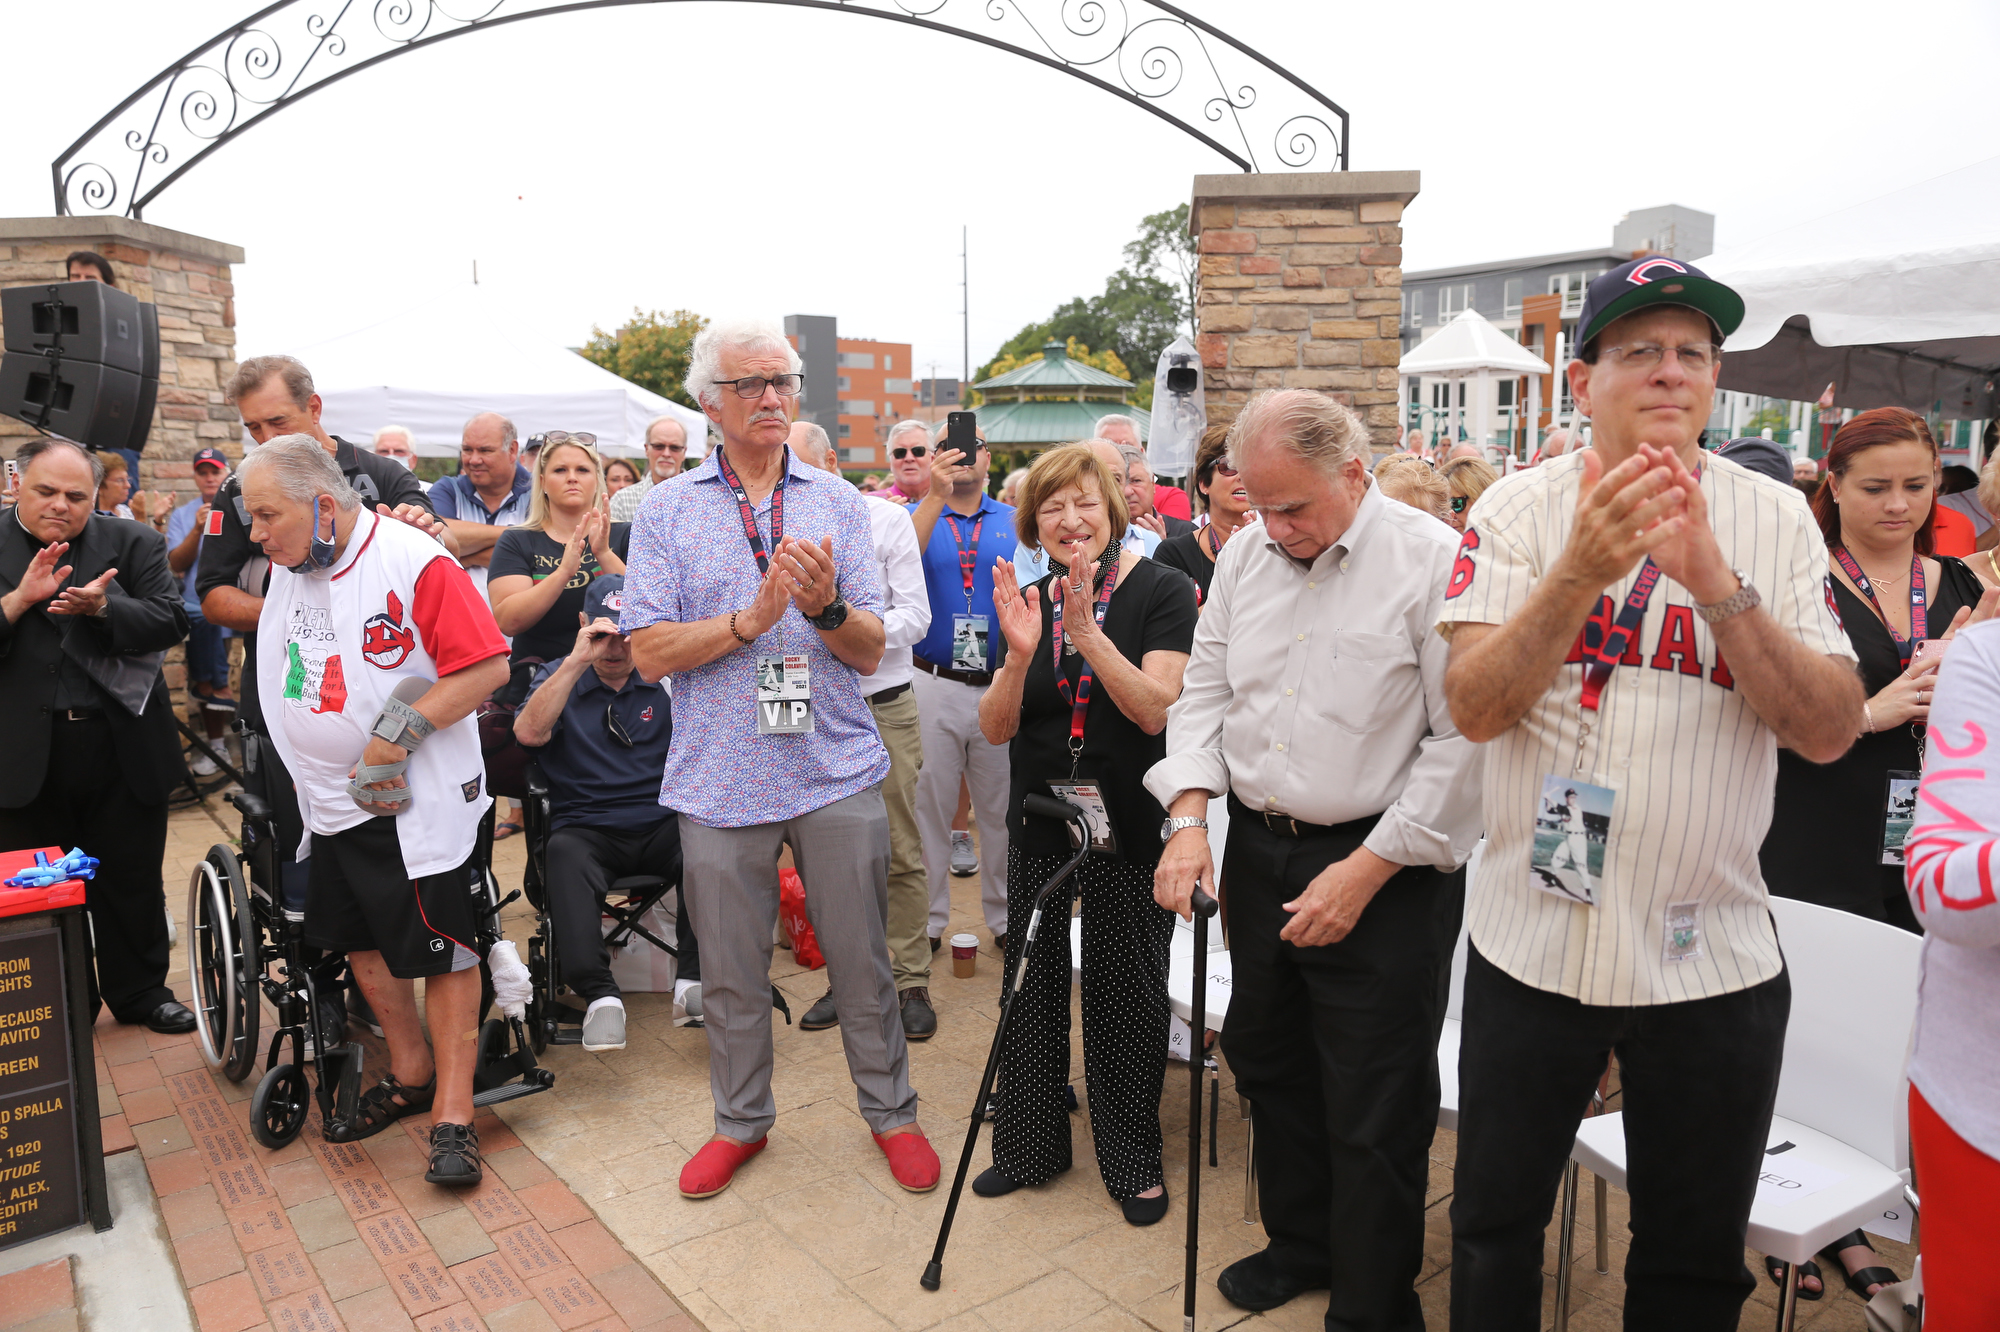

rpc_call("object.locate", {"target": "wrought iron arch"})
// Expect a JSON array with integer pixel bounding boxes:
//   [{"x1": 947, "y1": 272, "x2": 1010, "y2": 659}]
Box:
[{"x1": 52, "y1": 0, "x2": 1350, "y2": 218}]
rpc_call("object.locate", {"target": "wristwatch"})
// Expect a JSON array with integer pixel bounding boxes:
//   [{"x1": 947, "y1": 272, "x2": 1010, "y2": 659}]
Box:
[
  {"x1": 808, "y1": 592, "x2": 850, "y2": 631},
  {"x1": 1160, "y1": 816, "x2": 1209, "y2": 844},
  {"x1": 1695, "y1": 569, "x2": 1760, "y2": 624}
]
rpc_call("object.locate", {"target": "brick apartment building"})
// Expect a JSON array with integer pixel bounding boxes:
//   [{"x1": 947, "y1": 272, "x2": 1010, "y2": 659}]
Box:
[{"x1": 783, "y1": 316, "x2": 916, "y2": 472}]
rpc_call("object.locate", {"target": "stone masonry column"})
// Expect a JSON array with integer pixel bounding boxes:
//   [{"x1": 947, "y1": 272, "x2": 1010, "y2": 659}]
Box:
[
  {"x1": 1190, "y1": 171, "x2": 1419, "y2": 451},
  {"x1": 0, "y1": 216, "x2": 245, "y2": 500}
]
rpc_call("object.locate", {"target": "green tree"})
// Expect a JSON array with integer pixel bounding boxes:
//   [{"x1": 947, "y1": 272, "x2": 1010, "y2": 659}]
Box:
[
  {"x1": 1122, "y1": 202, "x2": 1195, "y2": 339},
  {"x1": 580, "y1": 308, "x2": 708, "y2": 409}
]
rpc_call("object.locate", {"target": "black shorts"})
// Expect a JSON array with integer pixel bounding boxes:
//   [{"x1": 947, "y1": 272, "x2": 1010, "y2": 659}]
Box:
[{"x1": 306, "y1": 817, "x2": 482, "y2": 979}]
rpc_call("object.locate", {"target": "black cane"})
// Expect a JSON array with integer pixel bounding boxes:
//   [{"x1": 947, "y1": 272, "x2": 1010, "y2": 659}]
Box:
[
  {"x1": 922, "y1": 795, "x2": 1093, "y2": 1292},
  {"x1": 1183, "y1": 881, "x2": 1220, "y2": 1332}
]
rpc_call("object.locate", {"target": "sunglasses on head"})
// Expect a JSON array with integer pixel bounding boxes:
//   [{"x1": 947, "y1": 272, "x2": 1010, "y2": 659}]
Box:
[
  {"x1": 891, "y1": 445, "x2": 928, "y2": 460},
  {"x1": 541, "y1": 430, "x2": 597, "y2": 448}
]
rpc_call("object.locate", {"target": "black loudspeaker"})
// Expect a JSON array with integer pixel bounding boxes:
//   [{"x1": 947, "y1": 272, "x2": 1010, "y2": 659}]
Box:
[
  {"x1": 2, "y1": 281, "x2": 146, "y2": 374},
  {"x1": 0, "y1": 281, "x2": 159, "y2": 453},
  {"x1": 0, "y1": 357, "x2": 143, "y2": 446}
]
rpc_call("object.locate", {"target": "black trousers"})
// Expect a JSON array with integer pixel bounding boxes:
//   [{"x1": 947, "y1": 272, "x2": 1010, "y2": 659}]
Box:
[
  {"x1": 1448, "y1": 947, "x2": 1790, "y2": 1332},
  {"x1": 992, "y1": 846, "x2": 1175, "y2": 1199},
  {"x1": 1222, "y1": 815, "x2": 1463, "y2": 1332},
  {"x1": 544, "y1": 817, "x2": 690, "y2": 1001},
  {"x1": 0, "y1": 715, "x2": 172, "y2": 1022}
]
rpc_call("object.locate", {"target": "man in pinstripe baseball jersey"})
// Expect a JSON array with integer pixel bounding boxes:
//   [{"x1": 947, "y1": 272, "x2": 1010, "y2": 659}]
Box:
[{"x1": 1439, "y1": 258, "x2": 1865, "y2": 1331}]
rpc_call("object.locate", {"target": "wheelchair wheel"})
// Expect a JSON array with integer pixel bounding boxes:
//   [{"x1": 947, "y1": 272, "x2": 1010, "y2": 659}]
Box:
[
  {"x1": 249, "y1": 1062, "x2": 311, "y2": 1149},
  {"x1": 187, "y1": 847, "x2": 261, "y2": 1083}
]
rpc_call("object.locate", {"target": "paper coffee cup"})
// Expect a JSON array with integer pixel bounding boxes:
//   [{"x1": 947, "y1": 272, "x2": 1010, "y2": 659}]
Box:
[{"x1": 950, "y1": 932, "x2": 979, "y2": 979}]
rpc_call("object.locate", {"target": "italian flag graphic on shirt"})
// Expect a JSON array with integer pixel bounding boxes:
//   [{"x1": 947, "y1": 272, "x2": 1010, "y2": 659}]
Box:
[{"x1": 283, "y1": 607, "x2": 348, "y2": 714}]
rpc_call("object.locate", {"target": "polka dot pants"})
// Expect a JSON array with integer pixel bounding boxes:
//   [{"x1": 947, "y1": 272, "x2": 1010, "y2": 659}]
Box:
[{"x1": 991, "y1": 845, "x2": 1175, "y2": 1200}]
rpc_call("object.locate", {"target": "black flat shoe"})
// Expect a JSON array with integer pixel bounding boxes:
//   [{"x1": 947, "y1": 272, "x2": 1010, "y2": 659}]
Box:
[
  {"x1": 1215, "y1": 1249, "x2": 1330, "y2": 1312},
  {"x1": 142, "y1": 1001, "x2": 196, "y2": 1034},
  {"x1": 1121, "y1": 1190, "x2": 1169, "y2": 1226},
  {"x1": 800, "y1": 989, "x2": 839, "y2": 1031},
  {"x1": 972, "y1": 1168, "x2": 1021, "y2": 1197},
  {"x1": 425, "y1": 1121, "x2": 482, "y2": 1187}
]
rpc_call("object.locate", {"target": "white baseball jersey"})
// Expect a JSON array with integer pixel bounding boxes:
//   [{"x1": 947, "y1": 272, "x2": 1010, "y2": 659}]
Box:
[
  {"x1": 1439, "y1": 451, "x2": 1855, "y2": 1005},
  {"x1": 258, "y1": 508, "x2": 508, "y2": 877}
]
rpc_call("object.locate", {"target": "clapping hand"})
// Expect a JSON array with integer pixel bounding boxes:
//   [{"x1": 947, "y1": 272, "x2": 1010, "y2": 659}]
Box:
[
  {"x1": 15, "y1": 542, "x2": 73, "y2": 606},
  {"x1": 586, "y1": 491, "x2": 615, "y2": 561},
  {"x1": 779, "y1": 536, "x2": 839, "y2": 619},
  {"x1": 1554, "y1": 445, "x2": 1689, "y2": 595},
  {"x1": 49, "y1": 567, "x2": 117, "y2": 618},
  {"x1": 991, "y1": 556, "x2": 1042, "y2": 658},
  {"x1": 735, "y1": 554, "x2": 793, "y2": 643}
]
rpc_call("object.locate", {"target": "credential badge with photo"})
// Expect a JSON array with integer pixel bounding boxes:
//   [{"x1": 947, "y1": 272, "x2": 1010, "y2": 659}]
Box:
[{"x1": 1530, "y1": 773, "x2": 1615, "y2": 906}]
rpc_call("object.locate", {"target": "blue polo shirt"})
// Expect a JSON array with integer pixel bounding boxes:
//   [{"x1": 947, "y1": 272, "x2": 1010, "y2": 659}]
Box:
[
  {"x1": 430, "y1": 465, "x2": 534, "y2": 525},
  {"x1": 521, "y1": 657, "x2": 674, "y2": 831},
  {"x1": 912, "y1": 494, "x2": 1017, "y2": 672}
]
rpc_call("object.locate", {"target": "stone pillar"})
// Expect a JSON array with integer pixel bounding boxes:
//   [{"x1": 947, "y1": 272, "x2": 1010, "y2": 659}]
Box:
[
  {"x1": 1190, "y1": 171, "x2": 1419, "y2": 451},
  {"x1": 0, "y1": 217, "x2": 244, "y2": 499}
]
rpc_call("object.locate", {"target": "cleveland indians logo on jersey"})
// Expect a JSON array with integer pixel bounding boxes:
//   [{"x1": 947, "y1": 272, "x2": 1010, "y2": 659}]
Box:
[{"x1": 361, "y1": 589, "x2": 418, "y2": 670}]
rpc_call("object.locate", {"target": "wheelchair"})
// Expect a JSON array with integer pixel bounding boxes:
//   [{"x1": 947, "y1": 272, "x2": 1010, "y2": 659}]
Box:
[
  {"x1": 517, "y1": 759, "x2": 793, "y2": 1049},
  {"x1": 187, "y1": 721, "x2": 554, "y2": 1149}
]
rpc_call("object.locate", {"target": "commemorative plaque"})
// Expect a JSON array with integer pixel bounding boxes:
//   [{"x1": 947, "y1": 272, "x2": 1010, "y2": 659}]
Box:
[{"x1": 0, "y1": 927, "x2": 82, "y2": 1246}]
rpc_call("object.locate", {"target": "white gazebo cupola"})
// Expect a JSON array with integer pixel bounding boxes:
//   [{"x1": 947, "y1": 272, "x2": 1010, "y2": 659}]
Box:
[{"x1": 1398, "y1": 308, "x2": 1553, "y2": 451}]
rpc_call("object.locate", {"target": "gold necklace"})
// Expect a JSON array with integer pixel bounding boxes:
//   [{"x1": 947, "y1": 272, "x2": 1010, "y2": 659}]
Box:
[{"x1": 1986, "y1": 547, "x2": 2000, "y2": 587}]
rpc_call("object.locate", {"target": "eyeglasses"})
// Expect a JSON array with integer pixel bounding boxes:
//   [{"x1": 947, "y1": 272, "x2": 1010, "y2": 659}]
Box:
[
  {"x1": 604, "y1": 703, "x2": 634, "y2": 749},
  {"x1": 1212, "y1": 461, "x2": 1239, "y2": 477},
  {"x1": 716, "y1": 373, "x2": 804, "y2": 399},
  {"x1": 648, "y1": 441, "x2": 687, "y2": 454},
  {"x1": 1450, "y1": 494, "x2": 1468, "y2": 513},
  {"x1": 1601, "y1": 342, "x2": 1721, "y2": 372},
  {"x1": 891, "y1": 446, "x2": 928, "y2": 460},
  {"x1": 542, "y1": 430, "x2": 597, "y2": 447}
]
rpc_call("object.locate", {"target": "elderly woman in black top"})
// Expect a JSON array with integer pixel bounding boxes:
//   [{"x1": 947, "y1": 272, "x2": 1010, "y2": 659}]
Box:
[{"x1": 974, "y1": 443, "x2": 1198, "y2": 1225}]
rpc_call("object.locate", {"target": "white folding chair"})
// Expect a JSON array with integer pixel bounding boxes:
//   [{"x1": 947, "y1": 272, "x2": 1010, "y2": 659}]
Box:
[
  {"x1": 1552, "y1": 897, "x2": 1923, "y2": 1331},
  {"x1": 1437, "y1": 840, "x2": 1478, "y2": 1133}
]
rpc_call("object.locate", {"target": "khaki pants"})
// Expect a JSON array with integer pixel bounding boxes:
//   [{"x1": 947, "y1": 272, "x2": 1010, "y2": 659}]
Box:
[{"x1": 869, "y1": 686, "x2": 930, "y2": 991}]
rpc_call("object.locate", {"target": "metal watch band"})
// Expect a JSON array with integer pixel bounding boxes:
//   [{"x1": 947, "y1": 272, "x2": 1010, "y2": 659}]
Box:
[
  {"x1": 1695, "y1": 571, "x2": 1760, "y2": 625},
  {"x1": 1161, "y1": 816, "x2": 1209, "y2": 843}
]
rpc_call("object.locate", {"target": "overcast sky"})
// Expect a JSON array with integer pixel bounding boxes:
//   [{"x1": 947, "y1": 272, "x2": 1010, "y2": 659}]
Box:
[{"x1": 3, "y1": 0, "x2": 1994, "y2": 389}]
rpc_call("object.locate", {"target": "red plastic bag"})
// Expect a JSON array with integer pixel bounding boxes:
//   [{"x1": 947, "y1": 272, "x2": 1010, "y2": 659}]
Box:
[{"x1": 779, "y1": 869, "x2": 825, "y2": 970}]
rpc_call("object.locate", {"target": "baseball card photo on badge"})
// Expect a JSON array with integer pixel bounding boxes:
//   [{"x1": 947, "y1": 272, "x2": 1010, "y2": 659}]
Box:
[
  {"x1": 951, "y1": 614, "x2": 990, "y2": 672},
  {"x1": 756, "y1": 653, "x2": 813, "y2": 734},
  {"x1": 1881, "y1": 770, "x2": 1921, "y2": 866},
  {"x1": 1531, "y1": 773, "x2": 1615, "y2": 906}
]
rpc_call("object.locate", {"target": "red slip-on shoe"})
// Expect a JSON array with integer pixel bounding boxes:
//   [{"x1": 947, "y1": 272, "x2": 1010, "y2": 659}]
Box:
[
  {"x1": 679, "y1": 1136, "x2": 767, "y2": 1199},
  {"x1": 873, "y1": 1129, "x2": 941, "y2": 1193}
]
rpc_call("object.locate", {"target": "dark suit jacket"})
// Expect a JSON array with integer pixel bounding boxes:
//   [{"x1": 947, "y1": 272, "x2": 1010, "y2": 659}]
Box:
[{"x1": 0, "y1": 511, "x2": 191, "y2": 808}]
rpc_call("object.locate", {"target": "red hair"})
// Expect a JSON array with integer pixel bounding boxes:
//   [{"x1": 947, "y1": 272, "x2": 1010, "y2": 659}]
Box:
[{"x1": 1811, "y1": 406, "x2": 1939, "y2": 557}]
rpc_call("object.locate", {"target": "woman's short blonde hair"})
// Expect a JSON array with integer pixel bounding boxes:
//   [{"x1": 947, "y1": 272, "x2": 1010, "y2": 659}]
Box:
[
  {"x1": 1372, "y1": 454, "x2": 1450, "y2": 522},
  {"x1": 522, "y1": 438, "x2": 607, "y2": 532},
  {"x1": 1439, "y1": 455, "x2": 1499, "y2": 516},
  {"x1": 1013, "y1": 443, "x2": 1129, "y2": 552}
]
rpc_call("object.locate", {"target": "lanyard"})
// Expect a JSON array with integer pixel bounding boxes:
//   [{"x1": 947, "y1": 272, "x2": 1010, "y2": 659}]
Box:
[
  {"x1": 1831, "y1": 548, "x2": 1926, "y2": 665},
  {"x1": 713, "y1": 449, "x2": 784, "y2": 576},
  {"x1": 1049, "y1": 559, "x2": 1120, "y2": 772},
  {"x1": 1568, "y1": 558, "x2": 1664, "y2": 774},
  {"x1": 946, "y1": 511, "x2": 984, "y2": 612}
]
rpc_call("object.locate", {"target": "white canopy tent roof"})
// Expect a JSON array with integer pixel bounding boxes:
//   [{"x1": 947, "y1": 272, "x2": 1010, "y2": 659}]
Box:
[
  {"x1": 1699, "y1": 155, "x2": 2000, "y2": 419},
  {"x1": 1396, "y1": 309, "x2": 1552, "y2": 450},
  {"x1": 282, "y1": 286, "x2": 709, "y2": 458}
]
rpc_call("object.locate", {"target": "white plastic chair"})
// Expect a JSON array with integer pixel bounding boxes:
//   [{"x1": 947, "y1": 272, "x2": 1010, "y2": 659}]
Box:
[
  {"x1": 1551, "y1": 896, "x2": 1923, "y2": 1331},
  {"x1": 1437, "y1": 839, "x2": 1479, "y2": 1133}
]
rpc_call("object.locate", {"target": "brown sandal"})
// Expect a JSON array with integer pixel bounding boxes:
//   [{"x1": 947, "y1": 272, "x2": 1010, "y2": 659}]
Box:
[{"x1": 342, "y1": 1071, "x2": 436, "y2": 1141}]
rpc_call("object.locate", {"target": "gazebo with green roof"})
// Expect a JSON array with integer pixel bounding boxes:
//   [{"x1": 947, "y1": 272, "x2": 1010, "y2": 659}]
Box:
[{"x1": 970, "y1": 339, "x2": 1150, "y2": 448}]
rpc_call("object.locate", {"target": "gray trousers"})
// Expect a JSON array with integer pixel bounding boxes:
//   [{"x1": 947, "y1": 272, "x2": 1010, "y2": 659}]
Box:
[
  {"x1": 912, "y1": 670, "x2": 1010, "y2": 936},
  {"x1": 678, "y1": 789, "x2": 918, "y2": 1141}
]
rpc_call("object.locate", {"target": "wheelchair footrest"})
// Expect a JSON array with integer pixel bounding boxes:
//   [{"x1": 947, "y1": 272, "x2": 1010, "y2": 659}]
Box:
[
  {"x1": 473, "y1": 1076, "x2": 554, "y2": 1108},
  {"x1": 549, "y1": 1030, "x2": 584, "y2": 1045}
]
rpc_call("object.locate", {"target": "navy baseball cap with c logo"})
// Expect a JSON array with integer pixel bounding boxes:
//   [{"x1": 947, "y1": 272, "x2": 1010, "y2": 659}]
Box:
[{"x1": 1573, "y1": 257, "x2": 1745, "y2": 359}]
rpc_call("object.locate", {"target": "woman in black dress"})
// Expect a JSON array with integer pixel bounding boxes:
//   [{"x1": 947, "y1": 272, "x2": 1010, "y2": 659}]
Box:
[
  {"x1": 1759, "y1": 406, "x2": 1996, "y2": 1300},
  {"x1": 974, "y1": 443, "x2": 1198, "y2": 1225},
  {"x1": 1152, "y1": 423, "x2": 1254, "y2": 607}
]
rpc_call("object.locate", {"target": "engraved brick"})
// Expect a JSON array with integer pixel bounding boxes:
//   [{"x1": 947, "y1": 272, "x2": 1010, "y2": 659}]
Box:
[
  {"x1": 450, "y1": 1254, "x2": 529, "y2": 1314},
  {"x1": 358, "y1": 1211, "x2": 429, "y2": 1263},
  {"x1": 530, "y1": 1266, "x2": 609, "y2": 1330},
  {"x1": 494, "y1": 1222, "x2": 567, "y2": 1279},
  {"x1": 461, "y1": 1179, "x2": 530, "y2": 1233},
  {"x1": 414, "y1": 1303, "x2": 486, "y2": 1332},
  {"x1": 210, "y1": 1161, "x2": 275, "y2": 1209},
  {"x1": 247, "y1": 1244, "x2": 319, "y2": 1300},
  {"x1": 384, "y1": 1254, "x2": 462, "y2": 1317},
  {"x1": 267, "y1": 1285, "x2": 346, "y2": 1332},
  {"x1": 164, "y1": 1071, "x2": 218, "y2": 1104},
  {"x1": 312, "y1": 1141, "x2": 373, "y2": 1181},
  {"x1": 333, "y1": 1174, "x2": 395, "y2": 1219}
]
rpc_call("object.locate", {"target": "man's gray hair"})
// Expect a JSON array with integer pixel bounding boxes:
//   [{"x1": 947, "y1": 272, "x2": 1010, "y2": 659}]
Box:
[
  {"x1": 887, "y1": 419, "x2": 929, "y2": 450},
  {"x1": 644, "y1": 415, "x2": 687, "y2": 445},
  {"x1": 15, "y1": 435, "x2": 105, "y2": 488},
  {"x1": 239, "y1": 433, "x2": 361, "y2": 513},
  {"x1": 685, "y1": 319, "x2": 802, "y2": 411},
  {"x1": 1226, "y1": 389, "x2": 1368, "y2": 477},
  {"x1": 1096, "y1": 413, "x2": 1142, "y2": 442},
  {"x1": 791, "y1": 421, "x2": 834, "y2": 467},
  {"x1": 226, "y1": 355, "x2": 315, "y2": 410},
  {"x1": 1115, "y1": 444, "x2": 1147, "y2": 476},
  {"x1": 463, "y1": 411, "x2": 518, "y2": 449},
  {"x1": 371, "y1": 424, "x2": 416, "y2": 451}
]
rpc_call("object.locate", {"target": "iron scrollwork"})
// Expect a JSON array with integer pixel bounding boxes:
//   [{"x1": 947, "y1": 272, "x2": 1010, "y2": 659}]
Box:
[{"x1": 52, "y1": 0, "x2": 1350, "y2": 218}]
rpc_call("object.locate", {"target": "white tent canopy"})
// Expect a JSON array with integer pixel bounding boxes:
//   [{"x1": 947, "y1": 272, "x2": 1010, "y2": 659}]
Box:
[
  {"x1": 1397, "y1": 308, "x2": 1552, "y2": 449},
  {"x1": 282, "y1": 285, "x2": 709, "y2": 458},
  {"x1": 1698, "y1": 155, "x2": 2000, "y2": 419}
]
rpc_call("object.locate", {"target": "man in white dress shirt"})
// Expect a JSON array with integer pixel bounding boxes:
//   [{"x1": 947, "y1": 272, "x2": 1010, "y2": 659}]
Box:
[
  {"x1": 1438, "y1": 258, "x2": 1863, "y2": 1329},
  {"x1": 1150, "y1": 389, "x2": 1483, "y2": 1330},
  {"x1": 788, "y1": 423, "x2": 938, "y2": 1038}
]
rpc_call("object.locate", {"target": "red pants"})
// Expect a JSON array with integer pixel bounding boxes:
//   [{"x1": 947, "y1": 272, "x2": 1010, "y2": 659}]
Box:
[{"x1": 1910, "y1": 1083, "x2": 2000, "y2": 1329}]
